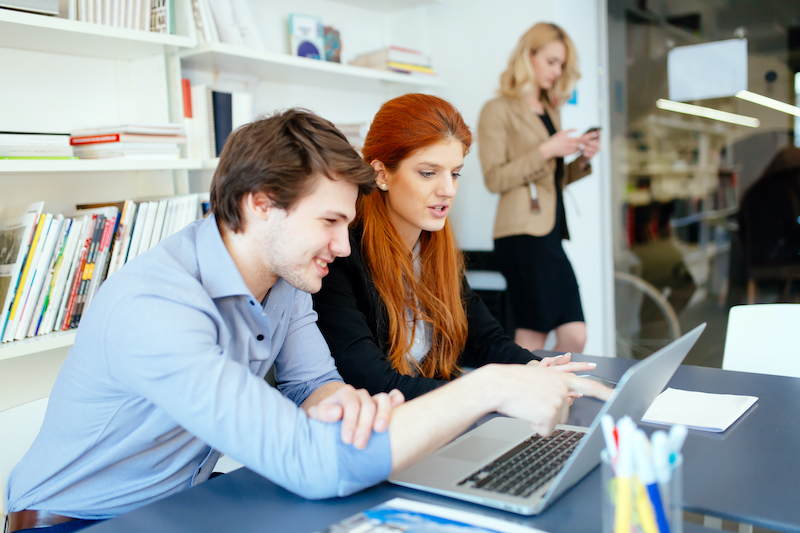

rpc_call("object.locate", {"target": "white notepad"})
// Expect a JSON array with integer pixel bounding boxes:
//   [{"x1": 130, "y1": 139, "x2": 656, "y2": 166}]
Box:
[{"x1": 642, "y1": 388, "x2": 758, "y2": 432}]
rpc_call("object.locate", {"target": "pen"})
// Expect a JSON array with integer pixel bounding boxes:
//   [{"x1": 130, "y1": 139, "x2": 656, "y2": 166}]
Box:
[
  {"x1": 634, "y1": 430, "x2": 671, "y2": 533},
  {"x1": 667, "y1": 425, "x2": 688, "y2": 465},
  {"x1": 601, "y1": 414, "x2": 618, "y2": 468},
  {"x1": 614, "y1": 417, "x2": 635, "y2": 533},
  {"x1": 651, "y1": 430, "x2": 672, "y2": 485}
]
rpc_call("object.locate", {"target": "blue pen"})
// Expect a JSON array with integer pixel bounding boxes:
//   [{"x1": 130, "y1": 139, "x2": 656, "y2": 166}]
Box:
[
  {"x1": 667, "y1": 425, "x2": 688, "y2": 466},
  {"x1": 635, "y1": 430, "x2": 671, "y2": 533}
]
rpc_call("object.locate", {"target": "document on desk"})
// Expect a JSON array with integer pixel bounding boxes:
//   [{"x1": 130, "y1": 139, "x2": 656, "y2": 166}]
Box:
[
  {"x1": 315, "y1": 497, "x2": 547, "y2": 532},
  {"x1": 642, "y1": 387, "x2": 758, "y2": 432}
]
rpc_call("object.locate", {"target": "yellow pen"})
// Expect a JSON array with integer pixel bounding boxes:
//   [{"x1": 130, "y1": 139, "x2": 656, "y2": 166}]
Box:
[
  {"x1": 614, "y1": 417, "x2": 635, "y2": 533},
  {"x1": 634, "y1": 478, "x2": 659, "y2": 533}
]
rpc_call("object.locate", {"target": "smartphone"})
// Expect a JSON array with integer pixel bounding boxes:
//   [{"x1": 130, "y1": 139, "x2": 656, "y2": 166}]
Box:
[
  {"x1": 584, "y1": 126, "x2": 601, "y2": 135},
  {"x1": 576, "y1": 374, "x2": 618, "y2": 388}
]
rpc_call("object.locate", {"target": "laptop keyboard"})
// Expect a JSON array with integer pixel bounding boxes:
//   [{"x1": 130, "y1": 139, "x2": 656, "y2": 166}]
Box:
[{"x1": 457, "y1": 429, "x2": 582, "y2": 498}]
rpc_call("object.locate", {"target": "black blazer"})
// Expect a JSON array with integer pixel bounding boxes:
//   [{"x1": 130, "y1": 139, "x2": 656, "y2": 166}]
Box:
[{"x1": 312, "y1": 227, "x2": 539, "y2": 399}]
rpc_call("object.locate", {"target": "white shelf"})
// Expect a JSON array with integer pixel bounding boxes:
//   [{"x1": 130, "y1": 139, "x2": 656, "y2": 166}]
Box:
[
  {"x1": 0, "y1": 159, "x2": 204, "y2": 173},
  {"x1": 0, "y1": 330, "x2": 77, "y2": 362},
  {"x1": 179, "y1": 43, "x2": 445, "y2": 91},
  {"x1": 333, "y1": 0, "x2": 443, "y2": 11},
  {"x1": 0, "y1": 9, "x2": 195, "y2": 59}
]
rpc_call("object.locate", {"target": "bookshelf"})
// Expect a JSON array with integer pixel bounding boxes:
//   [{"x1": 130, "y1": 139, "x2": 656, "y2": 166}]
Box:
[
  {"x1": 0, "y1": 8, "x2": 195, "y2": 59},
  {"x1": 179, "y1": 43, "x2": 445, "y2": 91},
  {"x1": 0, "y1": 159, "x2": 203, "y2": 173},
  {"x1": 0, "y1": 0, "x2": 446, "y2": 410},
  {"x1": 333, "y1": 0, "x2": 443, "y2": 11},
  {"x1": 0, "y1": 331, "x2": 77, "y2": 362}
]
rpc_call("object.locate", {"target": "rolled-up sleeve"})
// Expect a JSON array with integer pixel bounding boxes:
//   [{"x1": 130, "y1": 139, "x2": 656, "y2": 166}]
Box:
[{"x1": 274, "y1": 291, "x2": 343, "y2": 405}]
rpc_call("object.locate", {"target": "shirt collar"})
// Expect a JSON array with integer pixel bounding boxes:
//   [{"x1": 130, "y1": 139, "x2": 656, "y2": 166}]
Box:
[{"x1": 195, "y1": 213, "x2": 253, "y2": 300}]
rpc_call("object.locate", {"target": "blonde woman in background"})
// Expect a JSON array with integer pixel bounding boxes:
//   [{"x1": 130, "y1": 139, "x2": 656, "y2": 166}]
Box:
[{"x1": 478, "y1": 22, "x2": 600, "y2": 353}]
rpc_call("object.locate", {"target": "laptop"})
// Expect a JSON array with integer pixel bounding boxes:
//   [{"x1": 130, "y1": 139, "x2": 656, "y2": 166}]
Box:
[{"x1": 389, "y1": 323, "x2": 706, "y2": 515}]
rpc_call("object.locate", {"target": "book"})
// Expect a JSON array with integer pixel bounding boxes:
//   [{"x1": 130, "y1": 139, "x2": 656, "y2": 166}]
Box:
[
  {"x1": 212, "y1": 90, "x2": 233, "y2": 157},
  {"x1": 0, "y1": 203, "x2": 44, "y2": 341},
  {"x1": 0, "y1": 0, "x2": 59, "y2": 15},
  {"x1": 350, "y1": 45, "x2": 431, "y2": 69},
  {"x1": 189, "y1": 84, "x2": 216, "y2": 159},
  {"x1": 14, "y1": 215, "x2": 64, "y2": 340},
  {"x1": 147, "y1": 199, "x2": 169, "y2": 250},
  {"x1": 68, "y1": 213, "x2": 104, "y2": 329},
  {"x1": 3, "y1": 213, "x2": 49, "y2": 342},
  {"x1": 27, "y1": 217, "x2": 70, "y2": 337},
  {"x1": 40, "y1": 216, "x2": 84, "y2": 335},
  {"x1": 227, "y1": 0, "x2": 264, "y2": 50},
  {"x1": 70, "y1": 123, "x2": 185, "y2": 137},
  {"x1": 0, "y1": 146, "x2": 74, "y2": 158},
  {"x1": 323, "y1": 25, "x2": 340, "y2": 63},
  {"x1": 315, "y1": 498, "x2": 544, "y2": 533},
  {"x1": 289, "y1": 14, "x2": 324, "y2": 60},
  {"x1": 206, "y1": 0, "x2": 244, "y2": 46},
  {"x1": 105, "y1": 200, "x2": 136, "y2": 277},
  {"x1": 0, "y1": 132, "x2": 71, "y2": 145},
  {"x1": 135, "y1": 200, "x2": 160, "y2": 257},
  {"x1": 58, "y1": 215, "x2": 95, "y2": 331},
  {"x1": 70, "y1": 134, "x2": 186, "y2": 145}
]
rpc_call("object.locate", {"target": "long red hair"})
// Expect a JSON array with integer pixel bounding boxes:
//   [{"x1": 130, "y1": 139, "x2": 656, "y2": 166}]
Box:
[{"x1": 359, "y1": 93, "x2": 472, "y2": 379}]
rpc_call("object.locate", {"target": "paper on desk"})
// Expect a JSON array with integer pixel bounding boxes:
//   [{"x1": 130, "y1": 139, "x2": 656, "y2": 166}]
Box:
[{"x1": 642, "y1": 388, "x2": 758, "y2": 432}]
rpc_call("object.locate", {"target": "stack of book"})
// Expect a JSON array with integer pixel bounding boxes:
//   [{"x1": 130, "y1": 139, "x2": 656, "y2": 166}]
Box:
[
  {"x1": 0, "y1": 194, "x2": 207, "y2": 343},
  {"x1": 0, "y1": 132, "x2": 73, "y2": 160},
  {"x1": 69, "y1": 124, "x2": 185, "y2": 160},
  {"x1": 349, "y1": 45, "x2": 436, "y2": 77}
]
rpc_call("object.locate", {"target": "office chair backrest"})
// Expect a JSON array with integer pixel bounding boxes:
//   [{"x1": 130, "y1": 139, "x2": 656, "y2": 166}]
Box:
[
  {"x1": 0, "y1": 396, "x2": 49, "y2": 517},
  {"x1": 723, "y1": 304, "x2": 800, "y2": 378}
]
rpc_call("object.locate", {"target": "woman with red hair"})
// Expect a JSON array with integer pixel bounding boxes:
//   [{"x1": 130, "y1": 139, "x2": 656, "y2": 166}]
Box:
[{"x1": 313, "y1": 93, "x2": 594, "y2": 399}]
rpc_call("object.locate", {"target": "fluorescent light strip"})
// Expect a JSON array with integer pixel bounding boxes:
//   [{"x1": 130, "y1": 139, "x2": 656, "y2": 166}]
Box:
[
  {"x1": 736, "y1": 90, "x2": 800, "y2": 117},
  {"x1": 655, "y1": 99, "x2": 760, "y2": 128}
]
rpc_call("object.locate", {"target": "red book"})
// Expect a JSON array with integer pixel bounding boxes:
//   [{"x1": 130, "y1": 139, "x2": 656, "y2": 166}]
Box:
[
  {"x1": 182, "y1": 78, "x2": 193, "y2": 119},
  {"x1": 61, "y1": 215, "x2": 95, "y2": 330},
  {"x1": 70, "y1": 134, "x2": 186, "y2": 145}
]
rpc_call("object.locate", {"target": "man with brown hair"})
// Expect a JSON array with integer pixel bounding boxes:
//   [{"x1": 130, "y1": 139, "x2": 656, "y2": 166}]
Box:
[{"x1": 5, "y1": 110, "x2": 609, "y2": 533}]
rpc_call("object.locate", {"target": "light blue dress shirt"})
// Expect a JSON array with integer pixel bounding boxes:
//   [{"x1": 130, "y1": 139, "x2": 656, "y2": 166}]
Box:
[{"x1": 6, "y1": 214, "x2": 392, "y2": 519}]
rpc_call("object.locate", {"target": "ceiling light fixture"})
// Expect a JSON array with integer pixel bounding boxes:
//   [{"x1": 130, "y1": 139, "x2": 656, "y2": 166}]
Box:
[
  {"x1": 736, "y1": 90, "x2": 800, "y2": 117},
  {"x1": 655, "y1": 99, "x2": 760, "y2": 128}
]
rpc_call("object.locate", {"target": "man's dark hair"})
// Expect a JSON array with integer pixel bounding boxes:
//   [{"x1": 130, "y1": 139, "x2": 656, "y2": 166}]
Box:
[{"x1": 210, "y1": 109, "x2": 376, "y2": 232}]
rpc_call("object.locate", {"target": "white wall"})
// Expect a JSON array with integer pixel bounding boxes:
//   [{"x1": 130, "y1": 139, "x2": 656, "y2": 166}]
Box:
[{"x1": 413, "y1": 0, "x2": 614, "y2": 356}]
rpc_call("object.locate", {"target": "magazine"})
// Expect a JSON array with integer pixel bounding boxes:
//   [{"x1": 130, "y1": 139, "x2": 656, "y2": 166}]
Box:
[{"x1": 315, "y1": 497, "x2": 547, "y2": 533}]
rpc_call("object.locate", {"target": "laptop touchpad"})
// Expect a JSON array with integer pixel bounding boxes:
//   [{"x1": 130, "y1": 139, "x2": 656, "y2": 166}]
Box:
[{"x1": 438, "y1": 436, "x2": 511, "y2": 463}]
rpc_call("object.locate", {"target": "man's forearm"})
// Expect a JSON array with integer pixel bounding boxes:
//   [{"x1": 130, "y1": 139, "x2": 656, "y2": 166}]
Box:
[
  {"x1": 388, "y1": 365, "x2": 500, "y2": 472},
  {"x1": 300, "y1": 381, "x2": 344, "y2": 414}
]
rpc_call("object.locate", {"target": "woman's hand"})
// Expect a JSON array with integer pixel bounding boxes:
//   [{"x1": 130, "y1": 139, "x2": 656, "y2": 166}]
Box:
[
  {"x1": 539, "y1": 129, "x2": 583, "y2": 160},
  {"x1": 527, "y1": 353, "x2": 597, "y2": 404},
  {"x1": 579, "y1": 131, "x2": 601, "y2": 167},
  {"x1": 527, "y1": 352, "x2": 597, "y2": 373}
]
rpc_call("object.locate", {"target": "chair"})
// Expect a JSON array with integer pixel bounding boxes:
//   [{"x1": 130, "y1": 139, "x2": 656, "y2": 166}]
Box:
[
  {"x1": 0, "y1": 397, "x2": 49, "y2": 518},
  {"x1": 723, "y1": 304, "x2": 800, "y2": 378}
]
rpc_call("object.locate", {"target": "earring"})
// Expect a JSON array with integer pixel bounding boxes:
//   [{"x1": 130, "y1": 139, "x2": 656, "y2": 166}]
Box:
[{"x1": 379, "y1": 183, "x2": 388, "y2": 191}]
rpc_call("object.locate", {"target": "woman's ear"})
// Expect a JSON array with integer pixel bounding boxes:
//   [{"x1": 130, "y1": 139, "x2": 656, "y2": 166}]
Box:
[{"x1": 371, "y1": 160, "x2": 388, "y2": 189}]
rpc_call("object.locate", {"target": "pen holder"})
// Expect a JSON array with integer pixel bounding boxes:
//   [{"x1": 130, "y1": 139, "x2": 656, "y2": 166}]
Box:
[{"x1": 600, "y1": 450, "x2": 683, "y2": 533}]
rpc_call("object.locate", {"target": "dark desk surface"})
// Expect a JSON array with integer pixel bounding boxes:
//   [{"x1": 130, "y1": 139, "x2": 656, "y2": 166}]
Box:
[{"x1": 88, "y1": 356, "x2": 800, "y2": 533}]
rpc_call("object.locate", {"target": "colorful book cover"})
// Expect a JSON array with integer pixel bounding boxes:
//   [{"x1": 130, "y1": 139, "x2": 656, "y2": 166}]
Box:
[{"x1": 315, "y1": 498, "x2": 545, "y2": 533}]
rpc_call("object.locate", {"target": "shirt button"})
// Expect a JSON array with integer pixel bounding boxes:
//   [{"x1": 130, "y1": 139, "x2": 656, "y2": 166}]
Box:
[
  {"x1": 250, "y1": 300, "x2": 256, "y2": 306},
  {"x1": 257, "y1": 334, "x2": 264, "y2": 341}
]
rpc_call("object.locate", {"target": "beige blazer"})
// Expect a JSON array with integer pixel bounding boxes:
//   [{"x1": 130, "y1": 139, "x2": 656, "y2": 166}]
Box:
[{"x1": 478, "y1": 95, "x2": 592, "y2": 239}]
